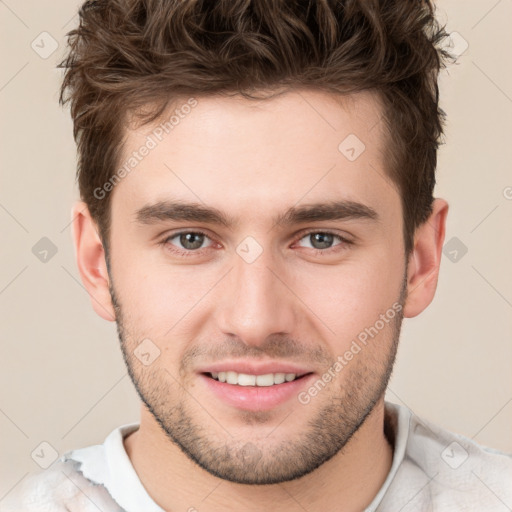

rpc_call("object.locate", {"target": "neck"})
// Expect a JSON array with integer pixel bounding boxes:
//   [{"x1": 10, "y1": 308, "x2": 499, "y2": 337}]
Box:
[{"x1": 124, "y1": 399, "x2": 394, "y2": 512}]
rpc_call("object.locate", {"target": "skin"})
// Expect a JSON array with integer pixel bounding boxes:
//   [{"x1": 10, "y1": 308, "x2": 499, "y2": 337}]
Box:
[{"x1": 72, "y1": 89, "x2": 448, "y2": 511}]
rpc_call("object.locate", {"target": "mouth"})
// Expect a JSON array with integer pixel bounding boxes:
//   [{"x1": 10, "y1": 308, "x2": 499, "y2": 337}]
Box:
[{"x1": 199, "y1": 368, "x2": 316, "y2": 411}]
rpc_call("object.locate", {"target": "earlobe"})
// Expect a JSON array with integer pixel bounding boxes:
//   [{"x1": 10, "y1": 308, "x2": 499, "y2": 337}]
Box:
[
  {"x1": 71, "y1": 201, "x2": 116, "y2": 322},
  {"x1": 403, "y1": 198, "x2": 449, "y2": 318}
]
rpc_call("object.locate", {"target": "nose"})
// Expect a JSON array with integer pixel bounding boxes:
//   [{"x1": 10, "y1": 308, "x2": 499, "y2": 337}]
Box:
[{"x1": 215, "y1": 246, "x2": 298, "y2": 348}]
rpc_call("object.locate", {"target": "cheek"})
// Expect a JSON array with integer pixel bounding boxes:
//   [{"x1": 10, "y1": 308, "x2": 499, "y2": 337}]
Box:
[
  {"x1": 292, "y1": 249, "x2": 403, "y2": 348},
  {"x1": 112, "y1": 257, "x2": 218, "y2": 340},
  {"x1": 112, "y1": 227, "x2": 404, "y2": 349}
]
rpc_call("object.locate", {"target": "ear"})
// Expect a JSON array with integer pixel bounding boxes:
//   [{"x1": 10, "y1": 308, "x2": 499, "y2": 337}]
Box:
[
  {"x1": 403, "y1": 198, "x2": 449, "y2": 318},
  {"x1": 71, "y1": 201, "x2": 116, "y2": 322}
]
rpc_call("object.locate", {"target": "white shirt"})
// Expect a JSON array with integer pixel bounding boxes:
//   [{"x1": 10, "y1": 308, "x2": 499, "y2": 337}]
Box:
[{"x1": 2, "y1": 401, "x2": 511, "y2": 511}]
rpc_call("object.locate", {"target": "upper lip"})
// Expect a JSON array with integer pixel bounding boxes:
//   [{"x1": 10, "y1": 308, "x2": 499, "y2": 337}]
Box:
[{"x1": 197, "y1": 360, "x2": 313, "y2": 377}]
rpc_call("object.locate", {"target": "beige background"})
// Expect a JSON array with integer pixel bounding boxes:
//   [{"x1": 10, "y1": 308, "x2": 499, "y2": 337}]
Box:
[{"x1": 1, "y1": 0, "x2": 511, "y2": 498}]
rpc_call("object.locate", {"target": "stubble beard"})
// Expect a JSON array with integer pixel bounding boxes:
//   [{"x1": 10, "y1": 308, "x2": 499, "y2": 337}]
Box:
[{"x1": 110, "y1": 276, "x2": 406, "y2": 485}]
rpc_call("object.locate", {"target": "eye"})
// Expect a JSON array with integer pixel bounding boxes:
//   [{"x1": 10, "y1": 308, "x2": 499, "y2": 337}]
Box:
[
  {"x1": 159, "y1": 229, "x2": 352, "y2": 257},
  {"x1": 295, "y1": 231, "x2": 351, "y2": 252},
  {"x1": 162, "y1": 230, "x2": 214, "y2": 254}
]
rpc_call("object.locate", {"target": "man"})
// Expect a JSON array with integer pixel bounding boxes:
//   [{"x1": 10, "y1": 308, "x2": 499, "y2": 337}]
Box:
[{"x1": 3, "y1": 0, "x2": 511, "y2": 511}]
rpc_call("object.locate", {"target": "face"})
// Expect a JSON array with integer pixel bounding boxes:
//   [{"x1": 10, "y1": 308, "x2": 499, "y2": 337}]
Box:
[{"x1": 107, "y1": 89, "x2": 407, "y2": 484}]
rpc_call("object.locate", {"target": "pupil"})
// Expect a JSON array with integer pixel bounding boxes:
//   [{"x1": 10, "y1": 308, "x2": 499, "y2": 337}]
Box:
[
  {"x1": 311, "y1": 233, "x2": 333, "y2": 249},
  {"x1": 181, "y1": 233, "x2": 204, "y2": 250}
]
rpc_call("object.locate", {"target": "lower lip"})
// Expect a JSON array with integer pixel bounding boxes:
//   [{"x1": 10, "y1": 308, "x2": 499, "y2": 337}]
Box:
[{"x1": 199, "y1": 373, "x2": 315, "y2": 411}]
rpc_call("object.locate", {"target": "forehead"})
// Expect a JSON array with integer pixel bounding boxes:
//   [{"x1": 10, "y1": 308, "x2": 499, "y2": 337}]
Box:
[{"x1": 112, "y1": 89, "x2": 397, "y2": 226}]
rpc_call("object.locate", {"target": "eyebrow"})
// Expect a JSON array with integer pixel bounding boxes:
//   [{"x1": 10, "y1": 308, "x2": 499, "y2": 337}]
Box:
[{"x1": 135, "y1": 199, "x2": 379, "y2": 228}]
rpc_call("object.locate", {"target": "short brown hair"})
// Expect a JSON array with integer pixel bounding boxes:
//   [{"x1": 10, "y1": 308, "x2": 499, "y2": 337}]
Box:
[{"x1": 59, "y1": 0, "x2": 454, "y2": 256}]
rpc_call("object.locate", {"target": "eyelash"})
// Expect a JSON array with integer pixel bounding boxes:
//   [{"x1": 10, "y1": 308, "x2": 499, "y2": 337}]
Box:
[{"x1": 159, "y1": 229, "x2": 353, "y2": 257}]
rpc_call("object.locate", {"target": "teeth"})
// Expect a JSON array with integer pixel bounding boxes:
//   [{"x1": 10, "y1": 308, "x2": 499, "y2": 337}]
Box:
[
  {"x1": 274, "y1": 373, "x2": 286, "y2": 384},
  {"x1": 226, "y1": 371, "x2": 238, "y2": 384},
  {"x1": 255, "y1": 374, "x2": 274, "y2": 386},
  {"x1": 209, "y1": 371, "x2": 299, "y2": 386},
  {"x1": 238, "y1": 373, "x2": 256, "y2": 386}
]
